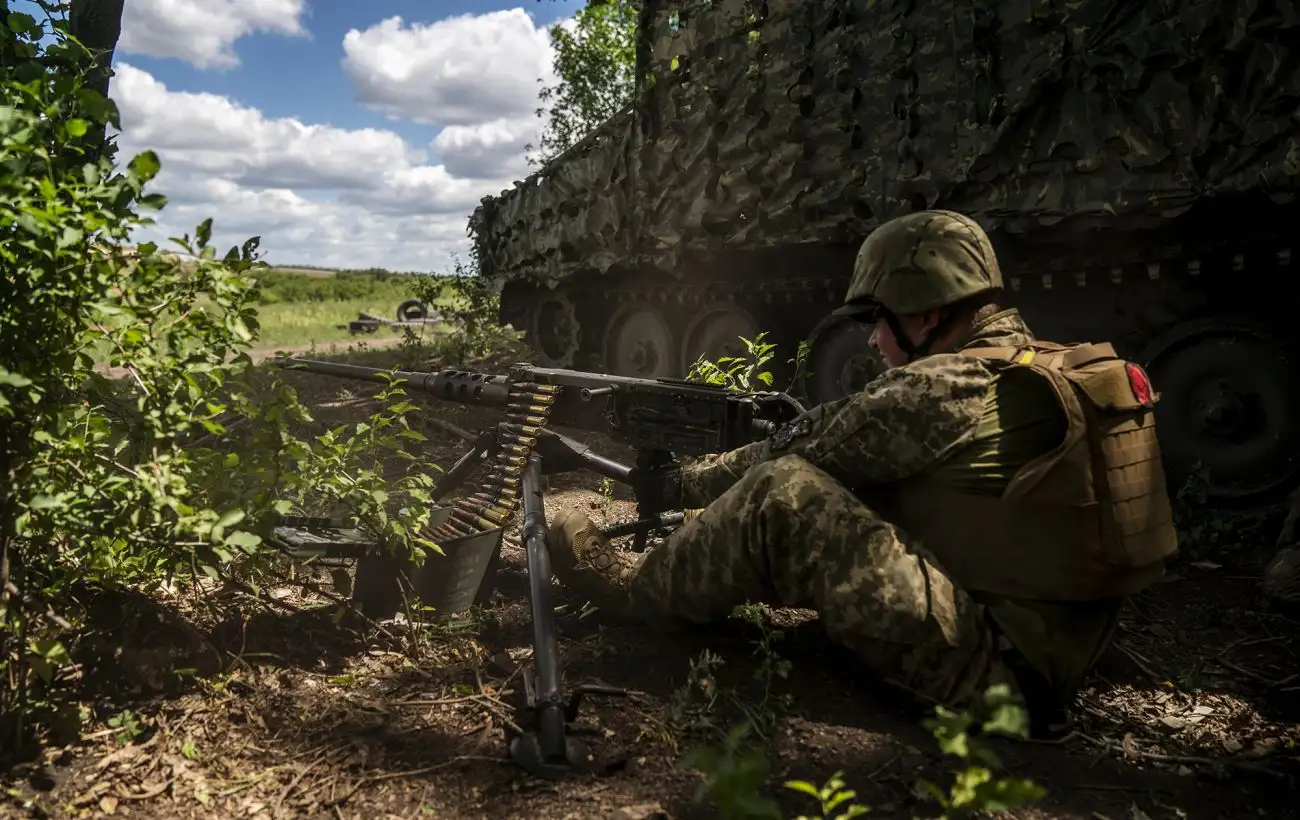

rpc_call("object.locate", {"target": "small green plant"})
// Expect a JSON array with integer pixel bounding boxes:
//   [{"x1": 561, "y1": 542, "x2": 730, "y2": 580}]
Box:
[
  {"x1": 1172, "y1": 461, "x2": 1284, "y2": 558},
  {"x1": 784, "y1": 772, "x2": 870, "y2": 820},
  {"x1": 683, "y1": 684, "x2": 1045, "y2": 820},
  {"x1": 912, "y1": 684, "x2": 1047, "y2": 818},
  {"x1": 106, "y1": 710, "x2": 143, "y2": 745},
  {"x1": 732, "y1": 604, "x2": 793, "y2": 740},
  {"x1": 411, "y1": 253, "x2": 525, "y2": 366},
  {"x1": 277, "y1": 376, "x2": 440, "y2": 561},
  {"x1": 687, "y1": 333, "x2": 778, "y2": 391},
  {"x1": 599, "y1": 475, "x2": 616, "y2": 515},
  {"x1": 681, "y1": 721, "x2": 783, "y2": 820},
  {"x1": 660, "y1": 648, "x2": 726, "y2": 745}
]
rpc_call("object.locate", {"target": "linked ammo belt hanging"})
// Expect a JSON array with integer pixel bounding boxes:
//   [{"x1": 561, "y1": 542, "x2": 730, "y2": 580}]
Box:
[{"x1": 423, "y1": 380, "x2": 559, "y2": 541}]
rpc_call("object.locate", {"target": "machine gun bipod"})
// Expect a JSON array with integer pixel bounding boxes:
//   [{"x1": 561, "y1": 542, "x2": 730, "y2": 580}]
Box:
[{"x1": 427, "y1": 422, "x2": 682, "y2": 778}]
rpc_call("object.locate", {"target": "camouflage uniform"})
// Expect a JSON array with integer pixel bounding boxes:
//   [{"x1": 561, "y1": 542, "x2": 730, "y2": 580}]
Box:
[
  {"x1": 548, "y1": 211, "x2": 1176, "y2": 722},
  {"x1": 552, "y1": 311, "x2": 1031, "y2": 708}
]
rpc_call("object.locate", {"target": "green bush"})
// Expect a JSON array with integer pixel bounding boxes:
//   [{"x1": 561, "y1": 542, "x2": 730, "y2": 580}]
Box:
[
  {"x1": 0, "y1": 5, "x2": 257, "y2": 743},
  {"x1": 251, "y1": 268, "x2": 444, "y2": 306},
  {"x1": 0, "y1": 5, "x2": 441, "y2": 752}
]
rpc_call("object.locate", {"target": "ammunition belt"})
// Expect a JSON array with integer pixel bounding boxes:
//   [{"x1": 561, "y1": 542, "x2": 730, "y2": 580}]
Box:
[{"x1": 423, "y1": 380, "x2": 559, "y2": 541}]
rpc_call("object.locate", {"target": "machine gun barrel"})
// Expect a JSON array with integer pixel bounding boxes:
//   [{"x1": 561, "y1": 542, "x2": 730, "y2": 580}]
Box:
[{"x1": 275, "y1": 357, "x2": 512, "y2": 407}]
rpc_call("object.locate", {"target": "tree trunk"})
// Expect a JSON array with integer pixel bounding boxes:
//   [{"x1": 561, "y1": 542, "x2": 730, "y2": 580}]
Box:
[{"x1": 68, "y1": 0, "x2": 126, "y2": 160}]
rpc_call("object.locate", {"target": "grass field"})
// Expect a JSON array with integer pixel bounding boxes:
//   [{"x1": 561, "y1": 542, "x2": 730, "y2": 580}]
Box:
[
  {"x1": 249, "y1": 268, "x2": 456, "y2": 347},
  {"x1": 252, "y1": 295, "x2": 442, "y2": 348}
]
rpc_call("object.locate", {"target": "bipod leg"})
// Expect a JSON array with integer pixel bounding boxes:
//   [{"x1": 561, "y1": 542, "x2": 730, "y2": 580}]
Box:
[
  {"x1": 600, "y1": 511, "x2": 684, "y2": 540},
  {"x1": 508, "y1": 455, "x2": 625, "y2": 777},
  {"x1": 430, "y1": 428, "x2": 498, "y2": 504}
]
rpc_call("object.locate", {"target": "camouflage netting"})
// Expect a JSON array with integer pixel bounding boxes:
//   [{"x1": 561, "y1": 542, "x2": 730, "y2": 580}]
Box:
[
  {"x1": 469, "y1": 0, "x2": 1300, "y2": 286},
  {"x1": 469, "y1": 106, "x2": 640, "y2": 287}
]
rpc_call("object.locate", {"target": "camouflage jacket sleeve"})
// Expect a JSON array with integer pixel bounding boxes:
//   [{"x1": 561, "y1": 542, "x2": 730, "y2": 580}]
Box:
[
  {"x1": 752, "y1": 355, "x2": 994, "y2": 489},
  {"x1": 679, "y1": 397, "x2": 855, "y2": 506},
  {"x1": 679, "y1": 442, "x2": 764, "y2": 508}
]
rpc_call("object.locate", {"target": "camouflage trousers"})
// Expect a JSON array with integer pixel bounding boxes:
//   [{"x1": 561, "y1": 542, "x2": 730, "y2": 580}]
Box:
[{"x1": 627, "y1": 454, "x2": 1016, "y2": 707}]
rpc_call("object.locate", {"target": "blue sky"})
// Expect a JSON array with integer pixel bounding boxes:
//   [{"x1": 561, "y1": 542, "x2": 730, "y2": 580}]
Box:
[{"x1": 19, "y1": 0, "x2": 590, "y2": 271}]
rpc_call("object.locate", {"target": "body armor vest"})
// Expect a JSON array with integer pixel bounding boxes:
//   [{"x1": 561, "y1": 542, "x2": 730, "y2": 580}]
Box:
[{"x1": 885, "y1": 340, "x2": 1180, "y2": 602}]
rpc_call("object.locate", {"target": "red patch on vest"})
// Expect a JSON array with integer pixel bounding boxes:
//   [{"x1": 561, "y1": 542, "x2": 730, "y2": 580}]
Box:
[{"x1": 1125, "y1": 362, "x2": 1154, "y2": 407}]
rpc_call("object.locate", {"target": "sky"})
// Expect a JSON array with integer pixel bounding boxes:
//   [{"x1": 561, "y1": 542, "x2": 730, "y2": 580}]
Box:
[{"x1": 30, "y1": 0, "x2": 589, "y2": 272}]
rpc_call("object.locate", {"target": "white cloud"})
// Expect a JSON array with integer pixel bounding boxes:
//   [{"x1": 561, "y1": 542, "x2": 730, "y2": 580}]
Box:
[
  {"x1": 341, "y1": 10, "x2": 565, "y2": 179},
  {"x1": 110, "y1": 63, "x2": 519, "y2": 272},
  {"x1": 431, "y1": 117, "x2": 539, "y2": 179},
  {"x1": 342, "y1": 11, "x2": 556, "y2": 126},
  {"x1": 107, "y1": 7, "x2": 573, "y2": 271},
  {"x1": 119, "y1": 0, "x2": 309, "y2": 71}
]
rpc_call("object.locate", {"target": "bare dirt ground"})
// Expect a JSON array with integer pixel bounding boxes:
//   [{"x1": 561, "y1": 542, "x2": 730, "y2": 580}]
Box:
[{"x1": 3, "y1": 352, "x2": 1297, "y2": 819}]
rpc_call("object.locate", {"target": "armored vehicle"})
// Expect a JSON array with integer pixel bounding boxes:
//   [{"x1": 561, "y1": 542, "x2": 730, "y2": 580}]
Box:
[{"x1": 468, "y1": 0, "x2": 1299, "y2": 504}]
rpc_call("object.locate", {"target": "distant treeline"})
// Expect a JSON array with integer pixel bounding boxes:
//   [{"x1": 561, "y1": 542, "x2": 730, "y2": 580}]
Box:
[
  {"x1": 270, "y1": 263, "x2": 434, "y2": 276},
  {"x1": 252, "y1": 268, "x2": 452, "y2": 305}
]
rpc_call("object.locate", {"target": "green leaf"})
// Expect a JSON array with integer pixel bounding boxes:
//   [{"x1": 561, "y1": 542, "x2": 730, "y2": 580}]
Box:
[
  {"x1": 0, "y1": 369, "x2": 33, "y2": 388},
  {"x1": 7, "y1": 11, "x2": 38, "y2": 36},
  {"x1": 215, "y1": 508, "x2": 246, "y2": 529},
  {"x1": 224, "y1": 531, "x2": 262, "y2": 550},
  {"x1": 59, "y1": 225, "x2": 84, "y2": 249},
  {"x1": 128, "y1": 150, "x2": 162, "y2": 183},
  {"x1": 784, "y1": 780, "x2": 821, "y2": 797},
  {"x1": 982, "y1": 701, "x2": 1030, "y2": 738}
]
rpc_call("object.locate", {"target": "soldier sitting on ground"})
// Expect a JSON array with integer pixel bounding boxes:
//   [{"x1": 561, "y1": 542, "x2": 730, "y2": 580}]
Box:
[{"x1": 545, "y1": 210, "x2": 1181, "y2": 736}]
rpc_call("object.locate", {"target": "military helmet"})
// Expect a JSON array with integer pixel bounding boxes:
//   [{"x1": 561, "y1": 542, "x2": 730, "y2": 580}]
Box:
[{"x1": 834, "y1": 210, "x2": 1003, "y2": 317}]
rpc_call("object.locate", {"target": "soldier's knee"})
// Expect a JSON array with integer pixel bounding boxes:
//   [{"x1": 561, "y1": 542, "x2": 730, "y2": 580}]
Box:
[
  {"x1": 750, "y1": 453, "x2": 823, "y2": 485},
  {"x1": 746, "y1": 454, "x2": 852, "y2": 512}
]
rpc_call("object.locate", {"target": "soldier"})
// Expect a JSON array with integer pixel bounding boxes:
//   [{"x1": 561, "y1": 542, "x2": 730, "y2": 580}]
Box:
[{"x1": 545, "y1": 210, "x2": 1180, "y2": 735}]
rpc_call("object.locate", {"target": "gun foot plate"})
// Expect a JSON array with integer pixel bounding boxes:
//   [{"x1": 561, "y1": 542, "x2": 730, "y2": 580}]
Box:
[{"x1": 508, "y1": 732, "x2": 596, "y2": 779}]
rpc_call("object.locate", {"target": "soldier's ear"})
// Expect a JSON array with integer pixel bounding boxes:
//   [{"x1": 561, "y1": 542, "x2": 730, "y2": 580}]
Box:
[{"x1": 918, "y1": 309, "x2": 943, "y2": 335}]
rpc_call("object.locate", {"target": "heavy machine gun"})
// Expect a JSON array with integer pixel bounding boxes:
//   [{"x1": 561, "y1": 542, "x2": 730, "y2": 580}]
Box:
[{"x1": 273, "y1": 357, "x2": 804, "y2": 777}]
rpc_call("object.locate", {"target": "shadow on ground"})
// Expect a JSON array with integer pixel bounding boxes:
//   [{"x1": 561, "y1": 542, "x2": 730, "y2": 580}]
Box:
[{"x1": 5, "y1": 532, "x2": 1295, "y2": 820}]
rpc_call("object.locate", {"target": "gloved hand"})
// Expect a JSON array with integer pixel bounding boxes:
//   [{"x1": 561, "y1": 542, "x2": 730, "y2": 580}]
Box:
[
  {"x1": 750, "y1": 391, "x2": 806, "y2": 424},
  {"x1": 627, "y1": 462, "x2": 683, "y2": 511}
]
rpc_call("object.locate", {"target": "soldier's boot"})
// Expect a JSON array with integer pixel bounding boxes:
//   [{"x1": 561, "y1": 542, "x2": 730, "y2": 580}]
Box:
[
  {"x1": 546, "y1": 507, "x2": 640, "y2": 612},
  {"x1": 1263, "y1": 548, "x2": 1300, "y2": 606}
]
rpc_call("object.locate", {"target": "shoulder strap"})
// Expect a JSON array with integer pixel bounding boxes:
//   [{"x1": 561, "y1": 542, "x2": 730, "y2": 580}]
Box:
[
  {"x1": 959, "y1": 341, "x2": 1120, "y2": 372},
  {"x1": 956, "y1": 346, "x2": 1023, "y2": 363}
]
